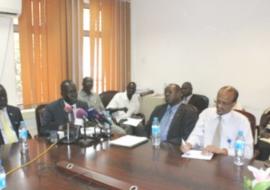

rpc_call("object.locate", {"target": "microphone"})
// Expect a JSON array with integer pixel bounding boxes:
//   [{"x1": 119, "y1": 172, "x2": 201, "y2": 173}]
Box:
[
  {"x1": 64, "y1": 104, "x2": 74, "y2": 123},
  {"x1": 87, "y1": 108, "x2": 112, "y2": 126},
  {"x1": 76, "y1": 108, "x2": 88, "y2": 122},
  {"x1": 99, "y1": 111, "x2": 113, "y2": 126}
]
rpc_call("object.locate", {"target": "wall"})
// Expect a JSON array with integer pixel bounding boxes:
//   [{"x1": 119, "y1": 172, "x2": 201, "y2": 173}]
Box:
[
  {"x1": 0, "y1": 16, "x2": 18, "y2": 106},
  {"x1": 131, "y1": 0, "x2": 270, "y2": 121}
]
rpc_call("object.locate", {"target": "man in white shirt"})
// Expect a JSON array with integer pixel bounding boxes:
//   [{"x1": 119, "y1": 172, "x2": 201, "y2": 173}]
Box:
[
  {"x1": 181, "y1": 86, "x2": 254, "y2": 159},
  {"x1": 106, "y1": 82, "x2": 142, "y2": 134},
  {"x1": 107, "y1": 82, "x2": 140, "y2": 123}
]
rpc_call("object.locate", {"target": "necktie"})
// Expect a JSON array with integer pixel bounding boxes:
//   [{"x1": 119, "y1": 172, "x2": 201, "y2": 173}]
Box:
[
  {"x1": 160, "y1": 107, "x2": 173, "y2": 141},
  {"x1": 212, "y1": 116, "x2": 222, "y2": 147},
  {"x1": 0, "y1": 111, "x2": 18, "y2": 144}
]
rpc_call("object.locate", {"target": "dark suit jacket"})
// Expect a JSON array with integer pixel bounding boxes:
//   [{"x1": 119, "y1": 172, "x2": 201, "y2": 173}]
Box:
[
  {"x1": 0, "y1": 105, "x2": 24, "y2": 145},
  {"x1": 146, "y1": 103, "x2": 198, "y2": 145},
  {"x1": 42, "y1": 99, "x2": 88, "y2": 136},
  {"x1": 188, "y1": 94, "x2": 209, "y2": 114}
]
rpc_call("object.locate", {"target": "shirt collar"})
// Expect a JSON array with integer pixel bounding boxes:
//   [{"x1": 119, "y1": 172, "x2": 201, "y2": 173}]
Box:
[
  {"x1": 215, "y1": 109, "x2": 233, "y2": 120},
  {"x1": 167, "y1": 102, "x2": 182, "y2": 112}
]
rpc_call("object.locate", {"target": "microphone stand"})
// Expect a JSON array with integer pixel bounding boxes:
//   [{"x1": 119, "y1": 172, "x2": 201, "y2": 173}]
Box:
[
  {"x1": 61, "y1": 113, "x2": 77, "y2": 144},
  {"x1": 78, "y1": 119, "x2": 95, "y2": 147}
]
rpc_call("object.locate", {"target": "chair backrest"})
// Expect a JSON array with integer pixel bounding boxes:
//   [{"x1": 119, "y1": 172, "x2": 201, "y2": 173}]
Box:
[
  {"x1": 99, "y1": 90, "x2": 119, "y2": 108},
  {"x1": 193, "y1": 94, "x2": 209, "y2": 114},
  {"x1": 35, "y1": 104, "x2": 47, "y2": 137},
  {"x1": 234, "y1": 109, "x2": 257, "y2": 140}
]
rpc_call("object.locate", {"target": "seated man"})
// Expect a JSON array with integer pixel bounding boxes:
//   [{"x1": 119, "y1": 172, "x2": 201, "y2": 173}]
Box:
[
  {"x1": 42, "y1": 80, "x2": 88, "y2": 136},
  {"x1": 145, "y1": 84, "x2": 198, "y2": 145},
  {"x1": 106, "y1": 82, "x2": 142, "y2": 134},
  {"x1": 0, "y1": 84, "x2": 28, "y2": 145},
  {"x1": 181, "y1": 82, "x2": 209, "y2": 114},
  {"x1": 181, "y1": 86, "x2": 254, "y2": 159},
  {"x1": 78, "y1": 77, "x2": 105, "y2": 112}
]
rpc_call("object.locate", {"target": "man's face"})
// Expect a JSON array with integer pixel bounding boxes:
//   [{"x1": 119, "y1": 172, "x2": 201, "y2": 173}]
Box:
[
  {"x1": 127, "y1": 83, "x2": 136, "y2": 97},
  {"x1": 0, "y1": 86, "x2": 7, "y2": 109},
  {"x1": 181, "y1": 83, "x2": 192, "y2": 97},
  {"x1": 83, "y1": 79, "x2": 93, "y2": 94},
  {"x1": 62, "y1": 83, "x2": 78, "y2": 105},
  {"x1": 215, "y1": 90, "x2": 236, "y2": 115},
  {"x1": 164, "y1": 86, "x2": 181, "y2": 105}
]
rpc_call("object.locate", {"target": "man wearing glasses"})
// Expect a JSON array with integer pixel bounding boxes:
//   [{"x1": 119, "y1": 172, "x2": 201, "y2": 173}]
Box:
[{"x1": 180, "y1": 86, "x2": 254, "y2": 159}]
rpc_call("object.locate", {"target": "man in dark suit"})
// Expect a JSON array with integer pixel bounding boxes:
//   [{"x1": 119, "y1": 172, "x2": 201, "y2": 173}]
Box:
[
  {"x1": 0, "y1": 84, "x2": 25, "y2": 145},
  {"x1": 42, "y1": 80, "x2": 88, "y2": 136},
  {"x1": 145, "y1": 84, "x2": 198, "y2": 145},
  {"x1": 181, "y1": 82, "x2": 209, "y2": 114}
]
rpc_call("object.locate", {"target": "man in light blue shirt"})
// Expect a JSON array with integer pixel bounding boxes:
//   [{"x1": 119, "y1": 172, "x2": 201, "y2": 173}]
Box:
[{"x1": 146, "y1": 84, "x2": 198, "y2": 145}]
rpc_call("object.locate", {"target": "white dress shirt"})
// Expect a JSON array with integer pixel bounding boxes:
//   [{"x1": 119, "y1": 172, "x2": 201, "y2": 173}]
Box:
[
  {"x1": 106, "y1": 92, "x2": 140, "y2": 122},
  {"x1": 187, "y1": 107, "x2": 254, "y2": 159}
]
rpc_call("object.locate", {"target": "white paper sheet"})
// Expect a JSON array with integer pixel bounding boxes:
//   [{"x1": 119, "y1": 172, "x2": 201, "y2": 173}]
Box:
[
  {"x1": 109, "y1": 135, "x2": 148, "y2": 147},
  {"x1": 260, "y1": 137, "x2": 270, "y2": 144},
  {"x1": 181, "y1": 150, "x2": 214, "y2": 160},
  {"x1": 122, "y1": 118, "x2": 143, "y2": 127}
]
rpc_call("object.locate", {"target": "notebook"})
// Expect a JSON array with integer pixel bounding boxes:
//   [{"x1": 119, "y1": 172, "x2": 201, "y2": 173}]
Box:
[
  {"x1": 181, "y1": 150, "x2": 214, "y2": 160},
  {"x1": 110, "y1": 135, "x2": 148, "y2": 148}
]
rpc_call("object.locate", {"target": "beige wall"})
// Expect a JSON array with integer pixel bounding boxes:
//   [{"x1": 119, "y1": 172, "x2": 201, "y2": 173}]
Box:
[{"x1": 131, "y1": 0, "x2": 270, "y2": 121}]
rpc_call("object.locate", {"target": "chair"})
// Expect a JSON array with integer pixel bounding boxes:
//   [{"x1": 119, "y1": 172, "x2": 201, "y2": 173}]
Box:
[
  {"x1": 99, "y1": 90, "x2": 118, "y2": 108},
  {"x1": 234, "y1": 109, "x2": 257, "y2": 140},
  {"x1": 190, "y1": 94, "x2": 209, "y2": 114},
  {"x1": 35, "y1": 104, "x2": 47, "y2": 137},
  {"x1": 234, "y1": 109, "x2": 260, "y2": 159}
]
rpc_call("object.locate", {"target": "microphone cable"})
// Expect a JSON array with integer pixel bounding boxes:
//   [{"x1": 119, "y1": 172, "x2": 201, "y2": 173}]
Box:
[{"x1": 6, "y1": 141, "x2": 58, "y2": 176}]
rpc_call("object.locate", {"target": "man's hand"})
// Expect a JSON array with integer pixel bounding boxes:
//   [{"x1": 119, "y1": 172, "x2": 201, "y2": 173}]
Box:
[
  {"x1": 202, "y1": 145, "x2": 228, "y2": 155},
  {"x1": 180, "y1": 142, "x2": 192, "y2": 153}
]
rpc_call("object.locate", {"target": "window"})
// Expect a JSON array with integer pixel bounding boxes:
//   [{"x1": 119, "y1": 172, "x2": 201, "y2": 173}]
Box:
[{"x1": 13, "y1": 17, "x2": 23, "y2": 106}]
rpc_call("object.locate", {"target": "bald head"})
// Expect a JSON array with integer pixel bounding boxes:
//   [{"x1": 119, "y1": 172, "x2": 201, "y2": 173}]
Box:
[
  {"x1": 82, "y1": 77, "x2": 93, "y2": 94},
  {"x1": 126, "y1": 82, "x2": 136, "y2": 99},
  {"x1": 0, "y1": 84, "x2": 7, "y2": 109},
  {"x1": 216, "y1": 86, "x2": 238, "y2": 115},
  {"x1": 164, "y1": 84, "x2": 182, "y2": 105},
  {"x1": 61, "y1": 80, "x2": 78, "y2": 105},
  {"x1": 181, "y1": 82, "x2": 193, "y2": 97}
]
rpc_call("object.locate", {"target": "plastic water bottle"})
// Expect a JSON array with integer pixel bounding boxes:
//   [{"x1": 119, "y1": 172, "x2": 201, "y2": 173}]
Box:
[
  {"x1": 234, "y1": 131, "x2": 245, "y2": 166},
  {"x1": 0, "y1": 160, "x2": 6, "y2": 190},
  {"x1": 19, "y1": 121, "x2": 29, "y2": 154},
  {"x1": 151, "y1": 117, "x2": 160, "y2": 148}
]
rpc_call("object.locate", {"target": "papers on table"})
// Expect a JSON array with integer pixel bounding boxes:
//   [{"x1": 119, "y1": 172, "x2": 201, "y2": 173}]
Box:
[
  {"x1": 122, "y1": 118, "x2": 143, "y2": 127},
  {"x1": 110, "y1": 135, "x2": 148, "y2": 148},
  {"x1": 260, "y1": 137, "x2": 270, "y2": 144},
  {"x1": 181, "y1": 150, "x2": 214, "y2": 160}
]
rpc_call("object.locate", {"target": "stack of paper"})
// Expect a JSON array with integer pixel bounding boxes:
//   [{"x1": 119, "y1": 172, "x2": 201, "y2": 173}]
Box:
[
  {"x1": 181, "y1": 150, "x2": 214, "y2": 160},
  {"x1": 122, "y1": 118, "x2": 143, "y2": 127},
  {"x1": 260, "y1": 137, "x2": 270, "y2": 144},
  {"x1": 110, "y1": 135, "x2": 148, "y2": 148}
]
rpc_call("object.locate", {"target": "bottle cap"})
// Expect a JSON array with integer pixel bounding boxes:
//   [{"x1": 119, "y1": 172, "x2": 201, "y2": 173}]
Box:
[
  {"x1": 153, "y1": 117, "x2": 158, "y2": 122},
  {"x1": 238, "y1": 131, "x2": 244, "y2": 136}
]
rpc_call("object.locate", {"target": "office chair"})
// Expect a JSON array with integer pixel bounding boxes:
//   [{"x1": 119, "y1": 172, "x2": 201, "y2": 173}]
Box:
[
  {"x1": 35, "y1": 104, "x2": 47, "y2": 137},
  {"x1": 99, "y1": 90, "x2": 119, "y2": 108},
  {"x1": 234, "y1": 109, "x2": 260, "y2": 159}
]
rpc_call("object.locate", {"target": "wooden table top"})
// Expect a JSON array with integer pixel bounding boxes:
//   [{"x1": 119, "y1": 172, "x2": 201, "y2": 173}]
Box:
[{"x1": 0, "y1": 138, "x2": 263, "y2": 190}]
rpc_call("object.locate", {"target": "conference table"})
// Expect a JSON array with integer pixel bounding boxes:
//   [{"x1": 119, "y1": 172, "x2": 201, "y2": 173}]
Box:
[{"x1": 0, "y1": 138, "x2": 264, "y2": 190}]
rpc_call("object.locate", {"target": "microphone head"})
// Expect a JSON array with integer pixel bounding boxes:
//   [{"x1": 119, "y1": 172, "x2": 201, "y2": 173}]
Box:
[
  {"x1": 76, "y1": 108, "x2": 88, "y2": 119},
  {"x1": 64, "y1": 104, "x2": 73, "y2": 113}
]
